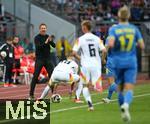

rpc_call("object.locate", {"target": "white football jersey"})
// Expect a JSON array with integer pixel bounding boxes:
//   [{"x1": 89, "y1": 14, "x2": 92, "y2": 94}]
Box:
[
  {"x1": 73, "y1": 32, "x2": 105, "y2": 68},
  {"x1": 54, "y1": 59, "x2": 78, "y2": 74}
]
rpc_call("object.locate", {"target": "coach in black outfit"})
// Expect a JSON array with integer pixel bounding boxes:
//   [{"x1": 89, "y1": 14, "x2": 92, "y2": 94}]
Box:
[{"x1": 29, "y1": 23, "x2": 55, "y2": 99}]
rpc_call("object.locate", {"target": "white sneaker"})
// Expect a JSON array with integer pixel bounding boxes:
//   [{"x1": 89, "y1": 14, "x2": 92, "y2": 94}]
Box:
[
  {"x1": 102, "y1": 98, "x2": 111, "y2": 103},
  {"x1": 88, "y1": 106, "x2": 94, "y2": 111},
  {"x1": 121, "y1": 103, "x2": 131, "y2": 122}
]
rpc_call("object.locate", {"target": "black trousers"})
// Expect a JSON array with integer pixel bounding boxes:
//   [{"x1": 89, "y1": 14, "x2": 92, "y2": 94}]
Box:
[
  {"x1": 30, "y1": 59, "x2": 54, "y2": 96},
  {"x1": 5, "y1": 61, "x2": 13, "y2": 83},
  {"x1": 14, "y1": 59, "x2": 21, "y2": 83}
]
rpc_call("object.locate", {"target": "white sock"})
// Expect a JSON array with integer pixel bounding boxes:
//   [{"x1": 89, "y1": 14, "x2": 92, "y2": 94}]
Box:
[
  {"x1": 123, "y1": 103, "x2": 129, "y2": 108},
  {"x1": 82, "y1": 87, "x2": 92, "y2": 103},
  {"x1": 76, "y1": 81, "x2": 83, "y2": 99},
  {"x1": 40, "y1": 85, "x2": 50, "y2": 99}
]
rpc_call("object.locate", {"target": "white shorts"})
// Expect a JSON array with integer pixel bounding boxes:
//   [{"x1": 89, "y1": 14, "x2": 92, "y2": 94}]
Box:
[
  {"x1": 80, "y1": 66, "x2": 102, "y2": 87},
  {"x1": 51, "y1": 69, "x2": 79, "y2": 84}
]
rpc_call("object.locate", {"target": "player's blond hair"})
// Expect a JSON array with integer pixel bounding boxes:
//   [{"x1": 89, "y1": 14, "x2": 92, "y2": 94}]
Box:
[
  {"x1": 118, "y1": 5, "x2": 130, "y2": 22},
  {"x1": 81, "y1": 20, "x2": 92, "y2": 31}
]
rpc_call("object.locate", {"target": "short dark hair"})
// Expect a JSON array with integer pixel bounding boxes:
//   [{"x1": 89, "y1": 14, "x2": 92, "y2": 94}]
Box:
[
  {"x1": 39, "y1": 23, "x2": 47, "y2": 29},
  {"x1": 6, "y1": 36, "x2": 13, "y2": 41},
  {"x1": 81, "y1": 20, "x2": 92, "y2": 31},
  {"x1": 13, "y1": 36, "x2": 19, "y2": 39}
]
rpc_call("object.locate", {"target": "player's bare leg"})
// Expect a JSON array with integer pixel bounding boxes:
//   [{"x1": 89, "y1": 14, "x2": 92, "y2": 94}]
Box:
[
  {"x1": 51, "y1": 83, "x2": 58, "y2": 94},
  {"x1": 69, "y1": 82, "x2": 75, "y2": 99}
]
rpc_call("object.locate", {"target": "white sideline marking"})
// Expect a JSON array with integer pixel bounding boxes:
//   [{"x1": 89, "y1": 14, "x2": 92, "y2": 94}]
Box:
[
  {"x1": 61, "y1": 88, "x2": 149, "y2": 100},
  {"x1": 0, "y1": 92, "x2": 150, "y2": 123},
  {"x1": 50, "y1": 93, "x2": 150, "y2": 114}
]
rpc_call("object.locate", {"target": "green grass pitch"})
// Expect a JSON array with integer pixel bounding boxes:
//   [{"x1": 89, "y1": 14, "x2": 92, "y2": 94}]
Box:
[
  {"x1": 0, "y1": 83, "x2": 149, "y2": 124},
  {"x1": 50, "y1": 83, "x2": 150, "y2": 124}
]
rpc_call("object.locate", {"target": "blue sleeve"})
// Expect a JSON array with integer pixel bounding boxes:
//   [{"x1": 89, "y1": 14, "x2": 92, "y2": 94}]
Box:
[
  {"x1": 135, "y1": 27, "x2": 143, "y2": 43},
  {"x1": 107, "y1": 27, "x2": 116, "y2": 41}
]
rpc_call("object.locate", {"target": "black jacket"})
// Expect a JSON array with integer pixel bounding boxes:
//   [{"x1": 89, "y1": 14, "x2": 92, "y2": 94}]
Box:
[
  {"x1": 0, "y1": 43, "x2": 14, "y2": 64},
  {"x1": 34, "y1": 34, "x2": 55, "y2": 60}
]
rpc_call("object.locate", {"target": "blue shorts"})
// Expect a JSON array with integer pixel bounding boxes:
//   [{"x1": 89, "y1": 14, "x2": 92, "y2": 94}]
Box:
[
  {"x1": 115, "y1": 67, "x2": 137, "y2": 85},
  {"x1": 106, "y1": 57, "x2": 115, "y2": 77}
]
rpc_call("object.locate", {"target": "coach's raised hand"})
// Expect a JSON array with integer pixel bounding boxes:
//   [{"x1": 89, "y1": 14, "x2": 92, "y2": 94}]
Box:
[{"x1": 44, "y1": 35, "x2": 51, "y2": 43}]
